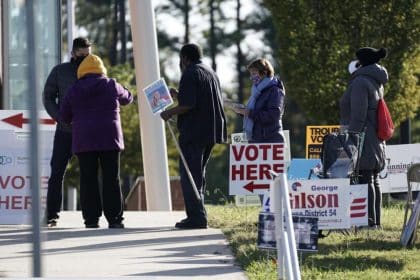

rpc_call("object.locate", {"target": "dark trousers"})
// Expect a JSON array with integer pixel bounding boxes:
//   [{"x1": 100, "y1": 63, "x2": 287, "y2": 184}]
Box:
[
  {"x1": 179, "y1": 142, "x2": 214, "y2": 223},
  {"x1": 46, "y1": 129, "x2": 73, "y2": 220},
  {"x1": 77, "y1": 150, "x2": 123, "y2": 225},
  {"x1": 360, "y1": 170, "x2": 382, "y2": 226}
]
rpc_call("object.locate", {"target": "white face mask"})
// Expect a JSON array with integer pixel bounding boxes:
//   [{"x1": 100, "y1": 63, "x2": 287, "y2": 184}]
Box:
[{"x1": 348, "y1": 60, "x2": 360, "y2": 74}]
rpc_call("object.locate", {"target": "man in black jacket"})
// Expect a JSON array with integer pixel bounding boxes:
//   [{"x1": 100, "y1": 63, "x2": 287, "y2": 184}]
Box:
[
  {"x1": 42, "y1": 37, "x2": 91, "y2": 226},
  {"x1": 161, "y1": 43, "x2": 227, "y2": 229}
]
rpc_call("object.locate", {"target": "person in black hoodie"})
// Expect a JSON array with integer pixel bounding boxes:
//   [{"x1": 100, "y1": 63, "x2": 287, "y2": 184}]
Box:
[
  {"x1": 340, "y1": 47, "x2": 388, "y2": 228},
  {"x1": 42, "y1": 37, "x2": 91, "y2": 227}
]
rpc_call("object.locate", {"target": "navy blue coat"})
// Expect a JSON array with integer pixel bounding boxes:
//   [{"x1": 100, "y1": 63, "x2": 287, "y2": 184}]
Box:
[{"x1": 248, "y1": 78, "x2": 285, "y2": 143}]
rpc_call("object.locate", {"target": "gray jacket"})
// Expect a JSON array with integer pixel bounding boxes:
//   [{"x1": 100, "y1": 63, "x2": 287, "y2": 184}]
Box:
[
  {"x1": 340, "y1": 64, "x2": 389, "y2": 171},
  {"x1": 42, "y1": 60, "x2": 78, "y2": 133}
]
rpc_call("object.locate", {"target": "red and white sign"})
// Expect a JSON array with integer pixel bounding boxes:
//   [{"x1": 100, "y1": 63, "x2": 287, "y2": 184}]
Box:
[
  {"x1": 349, "y1": 184, "x2": 368, "y2": 226},
  {"x1": 263, "y1": 182, "x2": 368, "y2": 229},
  {"x1": 286, "y1": 179, "x2": 352, "y2": 229},
  {"x1": 0, "y1": 110, "x2": 56, "y2": 131},
  {"x1": 0, "y1": 110, "x2": 55, "y2": 224},
  {"x1": 229, "y1": 143, "x2": 285, "y2": 195}
]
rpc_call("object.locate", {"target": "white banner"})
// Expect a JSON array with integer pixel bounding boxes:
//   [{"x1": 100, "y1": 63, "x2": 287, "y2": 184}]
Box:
[
  {"x1": 380, "y1": 144, "x2": 420, "y2": 193},
  {"x1": 0, "y1": 110, "x2": 55, "y2": 224}
]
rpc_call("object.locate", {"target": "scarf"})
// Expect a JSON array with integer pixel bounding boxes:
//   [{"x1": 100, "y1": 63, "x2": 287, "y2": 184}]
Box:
[{"x1": 243, "y1": 77, "x2": 273, "y2": 141}]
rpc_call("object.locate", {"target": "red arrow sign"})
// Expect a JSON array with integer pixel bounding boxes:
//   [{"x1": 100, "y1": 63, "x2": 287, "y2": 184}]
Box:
[
  {"x1": 243, "y1": 181, "x2": 270, "y2": 193},
  {"x1": 1, "y1": 113, "x2": 55, "y2": 128}
]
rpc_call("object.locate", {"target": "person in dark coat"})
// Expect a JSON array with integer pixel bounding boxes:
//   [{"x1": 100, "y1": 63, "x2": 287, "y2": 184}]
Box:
[
  {"x1": 233, "y1": 58, "x2": 286, "y2": 143},
  {"x1": 340, "y1": 47, "x2": 388, "y2": 228},
  {"x1": 60, "y1": 54, "x2": 133, "y2": 228},
  {"x1": 42, "y1": 37, "x2": 91, "y2": 227},
  {"x1": 160, "y1": 43, "x2": 227, "y2": 229}
]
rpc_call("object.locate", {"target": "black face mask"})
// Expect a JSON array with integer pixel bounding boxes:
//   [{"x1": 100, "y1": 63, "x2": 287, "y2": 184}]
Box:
[{"x1": 74, "y1": 55, "x2": 87, "y2": 66}]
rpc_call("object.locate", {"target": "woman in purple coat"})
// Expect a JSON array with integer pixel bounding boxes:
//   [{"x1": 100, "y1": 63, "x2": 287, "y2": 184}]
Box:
[
  {"x1": 60, "y1": 54, "x2": 133, "y2": 229},
  {"x1": 234, "y1": 58, "x2": 286, "y2": 143}
]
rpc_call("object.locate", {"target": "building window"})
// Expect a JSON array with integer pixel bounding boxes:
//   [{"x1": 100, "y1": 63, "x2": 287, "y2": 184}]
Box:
[{"x1": 2, "y1": 0, "x2": 60, "y2": 109}]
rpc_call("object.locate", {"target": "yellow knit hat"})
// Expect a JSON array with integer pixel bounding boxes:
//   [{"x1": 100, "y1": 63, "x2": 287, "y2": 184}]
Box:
[{"x1": 77, "y1": 54, "x2": 107, "y2": 79}]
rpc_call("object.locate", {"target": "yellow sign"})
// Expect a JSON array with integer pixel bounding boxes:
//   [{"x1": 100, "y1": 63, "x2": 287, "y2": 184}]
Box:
[{"x1": 306, "y1": 125, "x2": 340, "y2": 159}]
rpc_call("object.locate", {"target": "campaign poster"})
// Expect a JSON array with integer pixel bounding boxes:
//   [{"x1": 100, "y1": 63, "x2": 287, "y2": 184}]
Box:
[
  {"x1": 143, "y1": 78, "x2": 173, "y2": 115},
  {"x1": 257, "y1": 212, "x2": 276, "y2": 249},
  {"x1": 257, "y1": 212, "x2": 319, "y2": 252},
  {"x1": 262, "y1": 180, "x2": 368, "y2": 228},
  {"x1": 293, "y1": 216, "x2": 319, "y2": 252},
  {"x1": 287, "y1": 179, "x2": 352, "y2": 229},
  {"x1": 306, "y1": 125, "x2": 340, "y2": 159}
]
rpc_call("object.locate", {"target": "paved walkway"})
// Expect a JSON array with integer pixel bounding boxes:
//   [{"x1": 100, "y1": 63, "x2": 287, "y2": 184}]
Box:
[{"x1": 0, "y1": 211, "x2": 247, "y2": 279}]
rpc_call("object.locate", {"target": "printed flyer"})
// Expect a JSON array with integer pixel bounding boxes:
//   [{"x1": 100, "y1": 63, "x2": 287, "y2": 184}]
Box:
[{"x1": 143, "y1": 78, "x2": 173, "y2": 115}]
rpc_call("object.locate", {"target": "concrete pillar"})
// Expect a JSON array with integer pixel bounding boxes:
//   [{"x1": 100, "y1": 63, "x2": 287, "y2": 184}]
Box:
[{"x1": 128, "y1": 0, "x2": 172, "y2": 210}]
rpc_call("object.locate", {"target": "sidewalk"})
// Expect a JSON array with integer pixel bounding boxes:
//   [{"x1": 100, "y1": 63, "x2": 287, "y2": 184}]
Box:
[{"x1": 0, "y1": 211, "x2": 247, "y2": 279}]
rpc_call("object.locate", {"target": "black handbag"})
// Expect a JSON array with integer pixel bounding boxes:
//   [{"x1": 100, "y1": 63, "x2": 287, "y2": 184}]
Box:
[{"x1": 320, "y1": 131, "x2": 364, "y2": 184}]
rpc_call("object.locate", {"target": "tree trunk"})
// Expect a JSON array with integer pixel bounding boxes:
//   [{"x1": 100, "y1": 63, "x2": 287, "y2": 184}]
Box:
[
  {"x1": 119, "y1": 0, "x2": 126, "y2": 64},
  {"x1": 400, "y1": 119, "x2": 411, "y2": 144},
  {"x1": 110, "y1": 0, "x2": 118, "y2": 65},
  {"x1": 209, "y1": 0, "x2": 217, "y2": 71},
  {"x1": 236, "y1": 0, "x2": 244, "y2": 131},
  {"x1": 184, "y1": 0, "x2": 189, "y2": 44}
]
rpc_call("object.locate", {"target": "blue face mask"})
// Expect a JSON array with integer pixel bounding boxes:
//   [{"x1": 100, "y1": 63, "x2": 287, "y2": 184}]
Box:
[{"x1": 250, "y1": 74, "x2": 261, "y2": 85}]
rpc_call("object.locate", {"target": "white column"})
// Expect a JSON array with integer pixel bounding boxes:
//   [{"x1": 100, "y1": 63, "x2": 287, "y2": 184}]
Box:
[{"x1": 128, "y1": 0, "x2": 172, "y2": 210}]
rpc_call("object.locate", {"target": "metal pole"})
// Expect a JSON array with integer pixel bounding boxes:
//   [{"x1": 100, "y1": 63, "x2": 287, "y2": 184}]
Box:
[
  {"x1": 128, "y1": 0, "x2": 172, "y2": 210},
  {"x1": 67, "y1": 186, "x2": 77, "y2": 210},
  {"x1": 167, "y1": 121, "x2": 201, "y2": 201},
  {"x1": 26, "y1": 0, "x2": 42, "y2": 277}
]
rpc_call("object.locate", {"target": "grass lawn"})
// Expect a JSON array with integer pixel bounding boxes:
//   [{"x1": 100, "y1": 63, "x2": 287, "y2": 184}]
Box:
[{"x1": 207, "y1": 201, "x2": 420, "y2": 280}]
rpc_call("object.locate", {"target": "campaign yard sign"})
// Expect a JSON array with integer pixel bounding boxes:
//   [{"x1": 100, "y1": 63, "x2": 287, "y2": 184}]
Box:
[
  {"x1": 229, "y1": 143, "x2": 286, "y2": 195},
  {"x1": 262, "y1": 180, "x2": 368, "y2": 229},
  {"x1": 286, "y1": 179, "x2": 351, "y2": 229},
  {"x1": 257, "y1": 212, "x2": 319, "y2": 252},
  {"x1": 379, "y1": 144, "x2": 420, "y2": 193},
  {"x1": 0, "y1": 110, "x2": 55, "y2": 224},
  {"x1": 306, "y1": 125, "x2": 340, "y2": 159},
  {"x1": 348, "y1": 184, "x2": 369, "y2": 226}
]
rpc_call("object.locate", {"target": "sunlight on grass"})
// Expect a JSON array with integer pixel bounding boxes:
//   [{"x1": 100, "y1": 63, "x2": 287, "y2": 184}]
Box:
[{"x1": 207, "y1": 202, "x2": 420, "y2": 280}]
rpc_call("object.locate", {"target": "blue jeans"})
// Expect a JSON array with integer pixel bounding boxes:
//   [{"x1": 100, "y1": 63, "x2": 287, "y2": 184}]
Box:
[
  {"x1": 179, "y1": 142, "x2": 214, "y2": 223},
  {"x1": 46, "y1": 129, "x2": 73, "y2": 220}
]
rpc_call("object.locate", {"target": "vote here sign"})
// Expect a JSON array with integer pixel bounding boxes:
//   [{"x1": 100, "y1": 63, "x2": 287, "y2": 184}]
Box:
[
  {"x1": 229, "y1": 143, "x2": 285, "y2": 195},
  {"x1": 0, "y1": 110, "x2": 55, "y2": 224}
]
